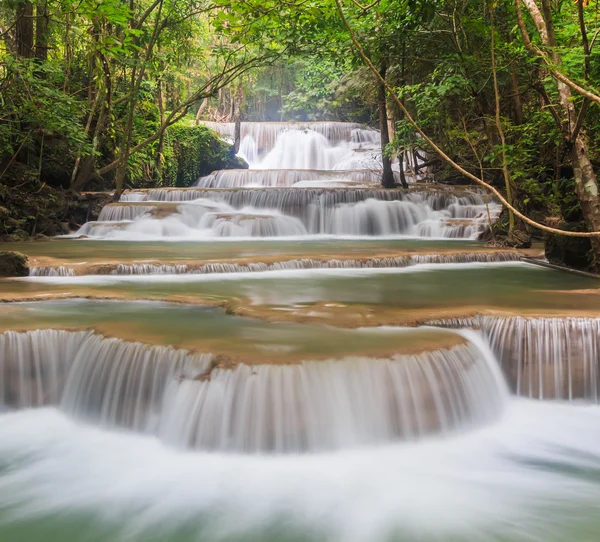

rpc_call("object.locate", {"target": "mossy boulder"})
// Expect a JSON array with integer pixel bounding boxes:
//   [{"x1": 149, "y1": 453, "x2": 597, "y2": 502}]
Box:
[
  {"x1": 162, "y1": 123, "x2": 248, "y2": 187},
  {"x1": 0, "y1": 251, "x2": 29, "y2": 277}
]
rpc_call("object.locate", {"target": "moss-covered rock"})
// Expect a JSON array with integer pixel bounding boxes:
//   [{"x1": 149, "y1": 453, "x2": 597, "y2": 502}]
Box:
[
  {"x1": 0, "y1": 251, "x2": 28, "y2": 277},
  {"x1": 162, "y1": 123, "x2": 248, "y2": 187}
]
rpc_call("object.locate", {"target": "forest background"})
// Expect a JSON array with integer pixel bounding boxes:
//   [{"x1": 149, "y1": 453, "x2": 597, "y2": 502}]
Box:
[{"x1": 1, "y1": 0, "x2": 600, "y2": 268}]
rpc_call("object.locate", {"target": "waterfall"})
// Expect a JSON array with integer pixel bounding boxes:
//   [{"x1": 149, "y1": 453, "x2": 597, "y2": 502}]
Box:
[
  {"x1": 72, "y1": 120, "x2": 502, "y2": 239},
  {"x1": 120, "y1": 187, "x2": 492, "y2": 207},
  {"x1": 158, "y1": 342, "x2": 506, "y2": 453},
  {"x1": 429, "y1": 315, "x2": 600, "y2": 401},
  {"x1": 254, "y1": 130, "x2": 351, "y2": 170},
  {"x1": 202, "y1": 121, "x2": 382, "y2": 170},
  {"x1": 0, "y1": 330, "x2": 91, "y2": 408},
  {"x1": 29, "y1": 252, "x2": 521, "y2": 277},
  {"x1": 196, "y1": 169, "x2": 383, "y2": 189},
  {"x1": 75, "y1": 189, "x2": 500, "y2": 240},
  {"x1": 202, "y1": 121, "x2": 373, "y2": 151},
  {"x1": 0, "y1": 329, "x2": 506, "y2": 452},
  {"x1": 98, "y1": 205, "x2": 156, "y2": 221},
  {"x1": 482, "y1": 316, "x2": 600, "y2": 401},
  {"x1": 29, "y1": 266, "x2": 76, "y2": 277},
  {"x1": 60, "y1": 335, "x2": 212, "y2": 432}
]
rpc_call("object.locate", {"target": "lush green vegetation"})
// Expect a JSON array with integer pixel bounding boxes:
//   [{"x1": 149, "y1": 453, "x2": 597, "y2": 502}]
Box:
[{"x1": 2, "y1": 0, "x2": 600, "y2": 262}]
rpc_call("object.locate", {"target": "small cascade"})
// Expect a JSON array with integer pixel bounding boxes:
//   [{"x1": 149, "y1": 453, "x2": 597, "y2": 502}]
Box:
[
  {"x1": 61, "y1": 335, "x2": 212, "y2": 432},
  {"x1": 157, "y1": 341, "x2": 506, "y2": 453},
  {"x1": 98, "y1": 205, "x2": 156, "y2": 221},
  {"x1": 196, "y1": 169, "x2": 382, "y2": 188},
  {"x1": 78, "y1": 189, "x2": 500, "y2": 239},
  {"x1": 203, "y1": 121, "x2": 371, "y2": 152},
  {"x1": 203, "y1": 121, "x2": 383, "y2": 170},
  {"x1": 26, "y1": 252, "x2": 521, "y2": 278},
  {"x1": 255, "y1": 130, "x2": 351, "y2": 170},
  {"x1": 0, "y1": 328, "x2": 507, "y2": 452},
  {"x1": 482, "y1": 316, "x2": 600, "y2": 401},
  {"x1": 199, "y1": 211, "x2": 307, "y2": 237},
  {"x1": 428, "y1": 315, "x2": 600, "y2": 401},
  {"x1": 120, "y1": 187, "x2": 491, "y2": 207},
  {"x1": 112, "y1": 264, "x2": 190, "y2": 275},
  {"x1": 0, "y1": 330, "x2": 91, "y2": 408},
  {"x1": 29, "y1": 266, "x2": 75, "y2": 277},
  {"x1": 102, "y1": 253, "x2": 520, "y2": 275},
  {"x1": 25, "y1": 252, "x2": 521, "y2": 277}
]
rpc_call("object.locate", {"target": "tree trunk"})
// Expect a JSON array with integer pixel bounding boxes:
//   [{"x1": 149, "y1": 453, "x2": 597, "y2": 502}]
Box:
[
  {"x1": 570, "y1": 137, "x2": 600, "y2": 266},
  {"x1": 398, "y1": 151, "x2": 407, "y2": 187},
  {"x1": 16, "y1": 1, "x2": 34, "y2": 58},
  {"x1": 35, "y1": 0, "x2": 49, "y2": 61},
  {"x1": 195, "y1": 96, "x2": 209, "y2": 124},
  {"x1": 510, "y1": 68, "x2": 523, "y2": 125},
  {"x1": 520, "y1": 0, "x2": 600, "y2": 265},
  {"x1": 156, "y1": 80, "x2": 165, "y2": 176},
  {"x1": 378, "y1": 65, "x2": 398, "y2": 188}
]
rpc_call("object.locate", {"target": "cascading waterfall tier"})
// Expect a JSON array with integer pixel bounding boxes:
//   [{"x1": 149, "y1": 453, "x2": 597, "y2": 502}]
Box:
[
  {"x1": 29, "y1": 252, "x2": 522, "y2": 277},
  {"x1": 0, "y1": 330, "x2": 91, "y2": 408},
  {"x1": 483, "y1": 316, "x2": 600, "y2": 401},
  {"x1": 202, "y1": 121, "x2": 374, "y2": 152},
  {"x1": 196, "y1": 169, "x2": 384, "y2": 188},
  {"x1": 29, "y1": 266, "x2": 76, "y2": 277},
  {"x1": 77, "y1": 189, "x2": 500, "y2": 239},
  {"x1": 202, "y1": 121, "x2": 388, "y2": 171},
  {"x1": 0, "y1": 329, "x2": 506, "y2": 452},
  {"x1": 60, "y1": 334, "x2": 212, "y2": 431},
  {"x1": 429, "y1": 315, "x2": 600, "y2": 401},
  {"x1": 158, "y1": 343, "x2": 505, "y2": 453}
]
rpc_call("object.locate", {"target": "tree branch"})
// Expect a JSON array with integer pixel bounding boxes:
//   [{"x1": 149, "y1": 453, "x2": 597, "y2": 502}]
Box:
[{"x1": 334, "y1": 0, "x2": 600, "y2": 237}]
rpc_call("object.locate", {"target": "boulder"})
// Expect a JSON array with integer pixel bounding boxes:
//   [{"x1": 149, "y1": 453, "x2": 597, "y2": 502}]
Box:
[
  {"x1": 0, "y1": 251, "x2": 29, "y2": 277},
  {"x1": 545, "y1": 222, "x2": 593, "y2": 271}
]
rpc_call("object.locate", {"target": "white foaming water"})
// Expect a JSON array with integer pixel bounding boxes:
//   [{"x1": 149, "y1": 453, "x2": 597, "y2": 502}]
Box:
[
  {"x1": 0, "y1": 328, "x2": 506, "y2": 452},
  {"x1": 28, "y1": 252, "x2": 520, "y2": 277},
  {"x1": 0, "y1": 330, "x2": 91, "y2": 407},
  {"x1": 75, "y1": 199, "x2": 309, "y2": 239},
  {"x1": 29, "y1": 266, "x2": 76, "y2": 277},
  {"x1": 75, "y1": 190, "x2": 500, "y2": 240},
  {"x1": 81, "y1": 121, "x2": 479, "y2": 240},
  {"x1": 482, "y1": 316, "x2": 600, "y2": 401},
  {"x1": 196, "y1": 169, "x2": 382, "y2": 189},
  {"x1": 204, "y1": 121, "x2": 375, "y2": 153},
  {"x1": 250, "y1": 130, "x2": 351, "y2": 170},
  {"x1": 203, "y1": 121, "x2": 388, "y2": 172},
  {"x1": 1, "y1": 400, "x2": 600, "y2": 541},
  {"x1": 429, "y1": 315, "x2": 600, "y2": 403},
  {"x1": 158, "y1": 340, "x2": 506, "y2": 453},
  {"x1": 23, "y1": 261, "x2": 527, "y2": 286}
]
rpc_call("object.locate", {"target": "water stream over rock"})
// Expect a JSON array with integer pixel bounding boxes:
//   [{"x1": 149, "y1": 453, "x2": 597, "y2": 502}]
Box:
[
  {"x1": 67, "y1": 124, "x2": 499, "y2": 240},
  {"x1": 2, "y1": 121, "x2": 600, "y2": 541}
]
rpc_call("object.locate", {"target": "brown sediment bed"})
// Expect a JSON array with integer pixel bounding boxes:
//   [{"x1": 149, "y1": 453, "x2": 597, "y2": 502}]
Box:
[
  {"x1": 3, "y1": 285, "x2": 600, "y2": 331},
  {"x1": 230, "y1": 302, "x2": 600, "y2": 329},
  {"x1": 0, "y1": 318, "x2": 467, "y2": 366},
  {"x1": 26, "y1": 247, "x2": 541, "y2": 276}
]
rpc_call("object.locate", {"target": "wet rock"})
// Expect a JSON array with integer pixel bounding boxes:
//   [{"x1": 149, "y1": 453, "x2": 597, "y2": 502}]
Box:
[
  {"x1": 545, "y1": 222, "x2": 593, "y2": 271},
  {"x1": 504, "y1": 229, "x2": 531, "y2": 249},
  {"x1": 0, "y1": 251, "x2": 29, "y2": 277},
  {"x1": 227, "y1": 154, "x2": 249, "y2": 170}
]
